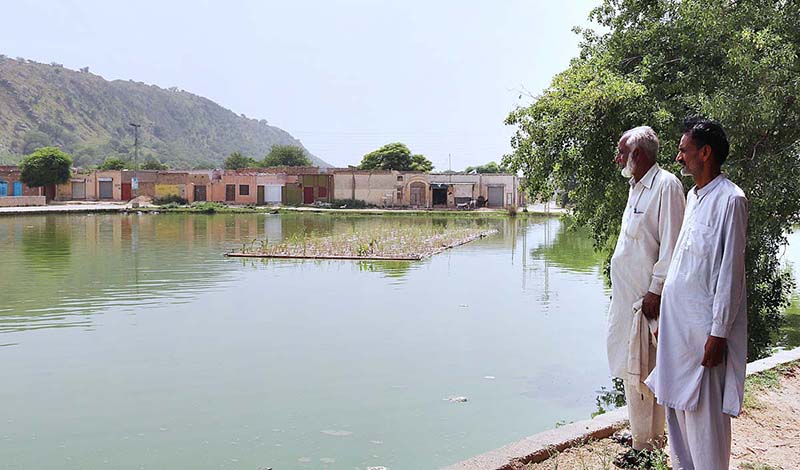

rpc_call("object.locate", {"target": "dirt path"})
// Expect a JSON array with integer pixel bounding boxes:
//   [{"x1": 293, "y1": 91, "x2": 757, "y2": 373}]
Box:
[{"x1": 521, "y1": 362, "x2": 800, "y2": 470}]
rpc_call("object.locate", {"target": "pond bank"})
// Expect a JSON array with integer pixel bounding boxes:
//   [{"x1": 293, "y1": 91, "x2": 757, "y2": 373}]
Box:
[{"x1": 445, "y1": 346, "x2": 800, "y2": 470}]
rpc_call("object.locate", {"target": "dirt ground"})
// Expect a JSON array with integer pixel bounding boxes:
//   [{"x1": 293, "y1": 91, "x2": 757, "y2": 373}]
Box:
[{"x1": 522, "y1": 363, "x2": 800, "y2": 470}]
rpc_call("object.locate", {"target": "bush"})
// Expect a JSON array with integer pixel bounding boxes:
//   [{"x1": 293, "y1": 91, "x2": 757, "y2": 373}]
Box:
[
  {"x1": 190, "y1": 201, "x2": 226, "y2": 213},
  {"x1": 153, "y1": 194, "x2": 188, "y2": 205},
  {"x1": 330, "y1": 199, "x2": 369, "y2": 209}
]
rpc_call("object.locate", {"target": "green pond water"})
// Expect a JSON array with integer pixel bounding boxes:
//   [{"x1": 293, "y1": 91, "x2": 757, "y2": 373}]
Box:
[{"x1": 0, "y1": 213, "x2": 797, "y2": 470}]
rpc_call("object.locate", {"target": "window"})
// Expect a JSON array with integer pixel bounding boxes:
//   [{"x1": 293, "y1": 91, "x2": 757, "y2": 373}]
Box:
[
  {"x1": 239, "y1": 184, "x2": 250, "y2": 196},
  {"x1": 225, "y1": 184, "x2": 235, "y2": 201},
  {"x1": 397, "y1": 175, "x2": 403, "y2": 182},
  {"x1": 318, "y1": 186, "x2": 327, "y2": 198}
]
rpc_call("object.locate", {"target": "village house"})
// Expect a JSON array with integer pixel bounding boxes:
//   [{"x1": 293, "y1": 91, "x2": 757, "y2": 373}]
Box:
[
  {"x1": 0, "y1": 166, "x2": 43, "y2": 207},
  {"x1": 332, "y1": 169, "x2": 522, "y2": 209}
]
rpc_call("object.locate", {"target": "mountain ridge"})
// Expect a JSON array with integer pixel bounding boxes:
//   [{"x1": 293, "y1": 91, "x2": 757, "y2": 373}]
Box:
[{"x1": 0, "y1": 55, "x2": 330, "y2": 169}]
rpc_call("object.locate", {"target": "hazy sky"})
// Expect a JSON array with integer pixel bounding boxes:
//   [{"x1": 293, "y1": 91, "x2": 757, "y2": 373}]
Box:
[{"x1": 2, "y1": 0, "x2": 600, "y2": 169}]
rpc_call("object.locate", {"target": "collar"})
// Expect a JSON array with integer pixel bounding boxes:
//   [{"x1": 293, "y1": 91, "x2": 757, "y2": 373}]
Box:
[
  {"x1": 629, "y1": 163, "x2": 660, "y2": 189},
  {"x1": 693, "y1": 173, "x2": 726, "y2": 198}
]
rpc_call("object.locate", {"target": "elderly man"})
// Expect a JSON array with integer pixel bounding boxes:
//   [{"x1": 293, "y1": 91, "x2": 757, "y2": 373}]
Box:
[
  {"x1": 645, "y1": 117, "x2": 748, "y2": 470},
  {"x1": 607, "y1": 126, "x2": 685, "y2": 467}
]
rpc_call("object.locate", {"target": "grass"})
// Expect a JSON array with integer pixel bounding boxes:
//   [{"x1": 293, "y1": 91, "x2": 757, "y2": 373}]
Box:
[
  {"x1": 739, "y1": 462, "x2": 780, "y2": 470},
  {"x1": 227, "y1": 223, "x2": 497, "y2": 260},
  {"x1": 742, "y1": 361, "x2": 799, "y2": 410}
]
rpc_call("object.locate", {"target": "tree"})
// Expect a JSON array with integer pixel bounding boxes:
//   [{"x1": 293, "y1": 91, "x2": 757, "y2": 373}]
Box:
[
  {"x1": 19, "y1": 146, "x2": 72, "y2": 188},
  {"x1": 465, "y1": 161, "x2": 509, "y2": 174},
  {"x1": 262, "y1": 145, "x2": 311, "y2": 167},
  {"x1": 359, "y1": 143, "x2": 433, "y2": 172},
  {"x1": 98, "y1": 157, "x2": 128, "y2": 170},
  {"x1": 141, "y1": 158, "x2": 169, "y2": 170},
  {"x1": 223, "y1": 151, "x2": 256, "y2": 170},
  {"x1": 505, "y1": 0, "x2": 800, "y2": 359},
  {"x1": 410, "y1": 154, "x2": 434, "y2": 172}
]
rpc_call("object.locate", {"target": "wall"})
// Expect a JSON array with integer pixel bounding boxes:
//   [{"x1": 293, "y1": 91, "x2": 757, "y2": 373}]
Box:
[
  {"x1": 0, "y1": 166, "x2": 43, "y2": 197},
  {"x1": 0, "y1": 195, "x2": 45, "y2": 207}
]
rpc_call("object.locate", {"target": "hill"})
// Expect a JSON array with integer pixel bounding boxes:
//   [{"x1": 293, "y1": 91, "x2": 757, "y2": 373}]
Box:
[{"x1": 0, "y1": 55, "x2": 330, "y2": 169}]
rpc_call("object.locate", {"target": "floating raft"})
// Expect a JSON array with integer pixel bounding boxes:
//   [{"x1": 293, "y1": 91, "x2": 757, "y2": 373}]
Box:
[{"x1": 224, "y1": 229, "x2": 497, "y2": 261}]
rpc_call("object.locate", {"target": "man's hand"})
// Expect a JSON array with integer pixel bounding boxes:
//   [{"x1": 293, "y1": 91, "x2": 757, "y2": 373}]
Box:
[
  {"x1": 641, "y1": 292, "x2": 661, "y2": 320},
  {"x1": 702, "y1": 335, "x2": 727, "y2": 367}
]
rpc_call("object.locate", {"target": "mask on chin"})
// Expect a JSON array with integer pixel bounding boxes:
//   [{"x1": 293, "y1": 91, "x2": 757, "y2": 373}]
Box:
[{"x1": 621, "y1": 157, "x2": 636, "y2": 179}]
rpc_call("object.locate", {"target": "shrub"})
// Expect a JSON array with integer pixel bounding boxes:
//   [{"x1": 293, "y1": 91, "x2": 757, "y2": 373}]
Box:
[
  {"x1": 153, "y1": 194, "x2": 188, "y2": 205},
  {"x1": 190, "y1": 201, "x2": 226, "y2": 213},
  {"x1": 330, "y1": 198, "x2": 369, "y2": 209}
]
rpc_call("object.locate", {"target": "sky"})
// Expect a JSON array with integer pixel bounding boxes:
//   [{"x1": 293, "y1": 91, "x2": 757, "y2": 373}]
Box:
[{"x1": 1, "y1": 0, "x2": 600, "y2": 170}]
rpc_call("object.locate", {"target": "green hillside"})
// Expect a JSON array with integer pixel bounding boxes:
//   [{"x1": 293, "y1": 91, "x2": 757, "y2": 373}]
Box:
[{"x1": 0, "y1": 55, "x2": 329, "y2": 169}]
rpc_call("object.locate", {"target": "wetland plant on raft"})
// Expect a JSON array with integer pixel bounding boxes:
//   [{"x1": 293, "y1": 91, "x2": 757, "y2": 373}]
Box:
[{"x1": 229, "y1": 222, "x2": 498, "y2": 260}]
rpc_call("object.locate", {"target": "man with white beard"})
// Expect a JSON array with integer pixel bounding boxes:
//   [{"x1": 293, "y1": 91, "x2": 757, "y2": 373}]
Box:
[
  {"x1": 607, "y1": 126, "x2": 685, "y2": 468},
  {"x1": 645, "y1": 117, "x2": 748, "y2": 470}
]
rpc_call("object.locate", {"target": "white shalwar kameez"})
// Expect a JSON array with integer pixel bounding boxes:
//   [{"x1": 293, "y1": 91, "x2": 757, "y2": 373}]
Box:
[
  {"x1": 645, "y1": 174, "x2": 748, "y2": 470},
  {"x1": 607, "y1": 164, "x2": 684, "y2": 450}
]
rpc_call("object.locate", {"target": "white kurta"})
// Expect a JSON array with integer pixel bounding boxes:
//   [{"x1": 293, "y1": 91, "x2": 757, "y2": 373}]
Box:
[
  {"x1": 645, "y1": 174, "x2": 748, "y2": 416},
  {"x1": 607, "y1": 164, "x2": 685, "y2": 377}
]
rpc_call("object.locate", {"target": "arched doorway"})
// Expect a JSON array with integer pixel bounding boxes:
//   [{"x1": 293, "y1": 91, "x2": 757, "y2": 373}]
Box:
[{"x1": 409, "y1": 181, "x2": 427, "y2": 207}]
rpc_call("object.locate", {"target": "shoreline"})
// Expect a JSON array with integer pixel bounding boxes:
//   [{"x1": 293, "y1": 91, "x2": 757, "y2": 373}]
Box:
[
  {"x1": 0, "y1": 201, "x2": 567, "y2": 217},
  {"x1": 444, "y1": 346, "x2": 800, "y2": 470}
]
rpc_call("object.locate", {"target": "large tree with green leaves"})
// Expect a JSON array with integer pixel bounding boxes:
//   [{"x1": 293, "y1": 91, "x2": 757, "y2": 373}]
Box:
[
  {"x1": 19, "y1": 146, "x2": 73, "y2": 188},
  {"x1": 262, "y1": 145, "x2": 311, "y2": 167},
  {"x1": 359, "y1": 142, "x2": 434, "y2": 171},
  {"x1": 98, "y1": 157, "x2": 129, "y2": 170},
  {"x1": 223, "y1": 151, "x2": 256, "y2": 170},
  {"x1": 505, "y1": 0, "x2": 800, "y2": 358},
  {"x1": 465, "y1": 161, "x2": 509, "y2": 174}
]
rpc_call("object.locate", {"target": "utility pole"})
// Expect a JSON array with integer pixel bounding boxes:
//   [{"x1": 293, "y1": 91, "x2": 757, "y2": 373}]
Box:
[{"x1": 130, "y1": 122, "x2": 141, "y2": 198}]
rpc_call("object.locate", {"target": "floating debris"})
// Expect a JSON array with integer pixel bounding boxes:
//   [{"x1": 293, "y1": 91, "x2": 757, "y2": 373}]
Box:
[
  {"x1": 320, "y1": 430, "x2": 353, "y2": 437},
  {"x1": 484, "y1": 376, "x2": 496, "y2": 380},
  {"x1": 445, "y1": 396, "x2": 468, "y2": 403}
]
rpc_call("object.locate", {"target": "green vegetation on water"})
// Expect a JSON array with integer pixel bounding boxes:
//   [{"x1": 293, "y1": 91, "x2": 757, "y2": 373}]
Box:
[{"x1": 228, "y1": 222, "x2": 497, "y2": 260}]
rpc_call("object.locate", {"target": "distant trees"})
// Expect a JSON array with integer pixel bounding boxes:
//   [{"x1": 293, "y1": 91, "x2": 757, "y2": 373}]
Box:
[
  {"x1": 141, "y1": 157, "x2": 169, "y2": 170},
  {"x1": 223, "y1": 151, "x2": 256, "y2": 170},
  {"x1": 465, "y1": 161, "x2": 510, "y2": 174},
  {"x1": 262, "y1": 145, "x2": 311, "y2": 167},
  {"x1": 19, "y1": 146, "x2": 72, "y2": 188},
  {"x1": 359, "y1": 142, "x2": 434, "y2": 172},
  {"x1": 98, "y1": 157, "x2": 128, "y2": 170}
]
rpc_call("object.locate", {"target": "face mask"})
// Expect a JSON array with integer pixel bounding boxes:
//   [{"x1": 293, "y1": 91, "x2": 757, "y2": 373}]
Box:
[{"x1": 621, "y1": 155, "x2": 636, "y2": 179}]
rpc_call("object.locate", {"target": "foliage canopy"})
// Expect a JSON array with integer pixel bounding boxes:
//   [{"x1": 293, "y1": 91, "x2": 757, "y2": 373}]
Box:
[
  {"x1": 262, "y1": 145, "x2": 311, "y2": 167},
  {"x1": 359, "y1": 142, "x2": 434, "y2": 172},
  {"x1": 504, "y1": 0, "x2": 800, "y2": 358},
  {"x1": 223, "y1": 151, "x2": 256, "y2": 170},
  {"x1": 98, "y1": 157, "x2": 129, "y2": 171},
  {"x1": 465, "y1": 161, "x2": 510, "y2": 174},
  {"x1": 19, "y1": 146, "x2": 73, "y2": 187}
]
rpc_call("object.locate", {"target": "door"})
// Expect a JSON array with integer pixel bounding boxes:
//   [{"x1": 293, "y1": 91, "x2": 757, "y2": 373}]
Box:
[
  {"x1": 432, "y1": 188, "x2": 447, "y2": 206},
  {"x1": 0, "y1": 181, "x2": 7, "y2": 197},
  {"x1": 303, "y1": 186, "x2": 314, "y2": 204},
  {"x1": 410, "y1": 182, "x2": 425, "y2": 206},
  {"x1": 257, "y1": 185, "x2": 265, "y2": 205},
  {"x1": 265, "y1": 185, "x2": 282, "y2": 203},
  {"x1": 194, "y1": 185, "x2": 207, "y2": 202},
  {"x1": 72, "y1": 181, "x2": 86, "y2": 199},
  {"x1": 99, "y1": 180, "x2": 113, "y2": 199},
  {"x1": 225, "y1": 184, "x2": 236, "y2": 201},
  {"x1": 121, "y1": 183, "x2": 131, "y2": 200},
  {"x1": 13, "y1": 181, "x2": 22, "y2": 196},
  {"x1": 487, "y1": 185, "x2": 504, "y2": 207}
]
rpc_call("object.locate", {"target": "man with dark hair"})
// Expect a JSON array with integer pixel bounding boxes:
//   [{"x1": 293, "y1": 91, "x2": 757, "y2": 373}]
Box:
[{"x1": 646, "y1": 117, "x2": 748, "y2": 469}]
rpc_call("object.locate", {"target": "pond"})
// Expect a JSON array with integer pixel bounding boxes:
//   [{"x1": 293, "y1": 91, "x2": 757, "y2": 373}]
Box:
[{"x1": 0, "y1": 213, "x2": 797, "y2": 470}]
